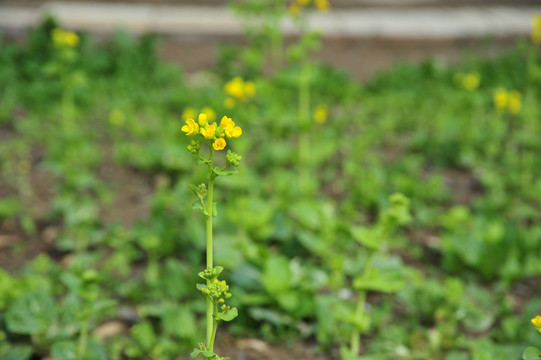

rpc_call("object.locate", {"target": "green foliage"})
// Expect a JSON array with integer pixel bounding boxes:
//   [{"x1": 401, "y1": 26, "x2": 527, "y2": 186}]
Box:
[{"x1": 0, "y1": 11, "x2": 540, "y2": 360}]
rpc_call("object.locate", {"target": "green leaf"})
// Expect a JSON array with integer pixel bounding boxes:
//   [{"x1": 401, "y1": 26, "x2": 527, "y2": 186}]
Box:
[
  {"x1": 213, "y1": 167, "x2": 238, "y2": 177},
  {"x1": 6, "y1": 290, "x2": 56, "y2": 335},
  {"x1": 262, "y1": 255, "x2": 291, "y2": 294},
  {"x1": 191, "y1": 349, "x2": 217, "y2": 359},
  {"x1": 192, "y1": 201, "x2": 208, "y2": 216},
  {"x1": 353, "y1": 271, "x2": 404, "y2": 293},
  {"x1": 221, "y1": 307, "x2": 238, "y2": 322},
  {"x1": 350, "y1": 226, "x2": 381, "y2": 250},
  {"x1": 0, "y1": 345, "x2": 32, "y2": 360},
  {"x1": 196, "y1": 283, "x2": 206, "y2": 291},
  {"x1": 51, "y1": 341, "x2": 78, "y2": 360},
  {"x1": 523, "y1": 347, "x2": 541, "y2": 360}
]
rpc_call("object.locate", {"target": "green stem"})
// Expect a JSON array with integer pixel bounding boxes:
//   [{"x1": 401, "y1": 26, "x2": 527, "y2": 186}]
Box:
[
  {"x1": 206, "y1": 148, "x2": 215, "y2": 347},
  {"x1": 350, "y1": 250, "x2": 376, "y2": 357},
  {"x1": 78, "y1": 317, "x2": 89, "y2": 360},
  {"x1": 298, "y1": 60, "x2": 311, "y2": 193},
  {"x1": 209, "y1": 303, "x2": 219, "y2": 351}
]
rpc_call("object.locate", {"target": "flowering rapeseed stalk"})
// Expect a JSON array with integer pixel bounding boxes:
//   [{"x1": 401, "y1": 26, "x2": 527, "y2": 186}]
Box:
[
  {"x1": 454, "y1": 71, "x2": 480, "y2": 91},
  {"x1": 493, "y1": 88, "x2": 521, "y2": 115},
  {"x1": 182, "y1": 112, "x2": 243, "y2": 360},
  {"x1": 314, "y1": 104, "x2": 329, "y2": 124},
  {"x1": 288, "y1": 0, "x2": 330, "y2": 17},
  {"x1": 532, "y1": 15, "x2": 541, "y2": 45},
  {"x1": 52, "y1": 28, "x2": 80, "y2": 48}
]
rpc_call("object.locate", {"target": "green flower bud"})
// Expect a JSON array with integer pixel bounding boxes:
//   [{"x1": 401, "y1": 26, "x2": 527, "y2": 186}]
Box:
[
  {"x1": 187, "y1": 140, "x2": 201, "y2": 154},
  {"x1": 226, "y1": 150, "x2": 242, "y2": 167}
]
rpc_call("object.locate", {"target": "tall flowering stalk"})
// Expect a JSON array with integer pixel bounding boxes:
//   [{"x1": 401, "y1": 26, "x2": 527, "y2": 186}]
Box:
[{"x1": 182, "y1": 113, "x2": 243, "y2": 360}]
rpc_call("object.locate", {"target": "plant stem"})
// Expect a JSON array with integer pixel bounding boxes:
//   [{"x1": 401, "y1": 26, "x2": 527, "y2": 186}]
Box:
[
  {"x1": 209, "y1": 303, "x2": 219, "y2": 351},
  {"x1": 206, "y1": 148, "x2": 215, "y2": 347},
  {"x1": 350, "y1": 250, "x2": 375, "y2": 357},
  {"x1": 78, "y1": 317, "x2": 88, "y2": 360},
  {"x1": 298, "y1": 60, "x2": 311, "y2": 193}
]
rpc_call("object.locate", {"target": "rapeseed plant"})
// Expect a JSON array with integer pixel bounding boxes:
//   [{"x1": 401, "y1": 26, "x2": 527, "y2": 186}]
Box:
[
  {"x1": 493, "y1": 88, "x2": 521, "y2": 115},
  {"x1": 454, "y1": 71, "x2": 480, "y2": 91},
  {"x1": 182, "y1": 113, "x2": 243, "y2": 360},
  {"x1": 224, "y1": 77, "x2": 255, "y2": 108},
  {"x1": 532, "y1": 15, "x2": 541, "y2": 44}
]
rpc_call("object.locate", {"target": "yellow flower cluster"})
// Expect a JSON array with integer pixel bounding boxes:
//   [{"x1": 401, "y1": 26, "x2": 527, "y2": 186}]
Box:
[
  {"x1": 532, "y1": 15, "x2": 541, "y2": 44},
  {"x1": 51, "y1": 28, "x2": 79, "y2": 48},
  {"x1": 181, "y1": 113, "x2": 242, "y2": 151},
  {"x1": 288, "y1": 0, "x2": 330, "y2": 16},
  {"x1": 314, "y1": 104, "x2": 329, "y2": 124},
  {"x1": 224, "y1": 77, "x2": 255, "y2": 108},
  {"x1": 454, "y1": 72, "x2": 481, "y2": 91},
  {"x1": 532, "y1": 315, "x2": 541, "y2": 328},
  {"x1": 494, "y1": 88, "x2": 521, "y2": 115}
]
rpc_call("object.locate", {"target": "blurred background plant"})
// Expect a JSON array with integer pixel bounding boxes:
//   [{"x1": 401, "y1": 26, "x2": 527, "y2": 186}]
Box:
[{"x1": 0, "y1": 2, "x2": 540, "y2": 360}]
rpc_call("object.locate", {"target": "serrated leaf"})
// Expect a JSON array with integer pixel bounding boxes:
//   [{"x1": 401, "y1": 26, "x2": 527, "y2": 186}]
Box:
[{"x1": 221, "y1": 307, "x2": 238, "y2": 322}]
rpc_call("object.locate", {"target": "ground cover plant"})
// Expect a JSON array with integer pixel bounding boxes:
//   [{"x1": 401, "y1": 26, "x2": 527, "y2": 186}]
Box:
[{"x1": 0, "y1": 6, "x2": 541, "y2": 360}]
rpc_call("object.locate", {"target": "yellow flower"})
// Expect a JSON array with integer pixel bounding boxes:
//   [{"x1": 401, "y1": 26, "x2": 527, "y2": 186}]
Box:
[
  {"x1": 532, "y1": 15, "x2": 541, "y2": 44},
  {"x1": 224, "y1": 77, "x2": 255, "y2": 102},
  {"x1": 462, "y1": 72, "x2": 480, "y2": 91},
  {"x1": 315, "y1": 0, "x2": 330, "y2": 12},
  {"x1": 225, "y1": 77, "x2": 245, "y2": 100},
  {"x1": 201, "y1": 106, "x2": 216, "y2": 122},
  {"x1": 298, "y1": 0, "x2": 311, "y2": 5},
  {"x1": 224, "y1": 98, "x2": 236, "y2": 109},
  {"x1": 182, "y1": 107, "x2": 197, "y2": 120},
  {"x1": 244, "y1": 82, "x2": 256, "y2": 97},
  {"x1": 508, "y1": 91, "x2": 521, "y2": 114},
  {"x1": 200, "y1": 124, "x2": 216, "y2": 139},
  {"x1": 532, "y1": 316, "x2": 541, "y2": 328},
  {"x1": 52, "y1": 28, "x2": 79, "y2": 48},
  {"x1": 198, "y1": 113, "x2": 208, "y2": 126},
  {"x1": 213, "y1": 138, "x2": 226, "y2": 151},
  {"x1": 219, "y1": 116, "x2": 242, "y2": 138},
  {"x1": 288, "y1": 3, "x2": 300, "y2": 16},
  {"x1": 314, "y1": 104, "x2": 328, "y2": 124},
  {"x1": 494, "y1": 88, "x2": 508, "y2": 111},
  {"x1": 181, "y1": 118, "x2": 199, "y2": 136}
]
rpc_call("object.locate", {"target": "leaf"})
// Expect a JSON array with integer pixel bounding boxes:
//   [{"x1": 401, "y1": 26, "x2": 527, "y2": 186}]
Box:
[
  {"x1": 212, "y1": 202, "x2": 217, "y2": 217},
  {"x1": 353, "y1": 270, "x2": 405, "y2": 293},
  {"x1": 261, "y1": 255, "x2": 291, "y2": 294},
  {"x1": 196, "y1": 283, "x2": 206, "y2": 291},
  {"x1": 6, "y1": 290, "x2": 56, "y2": 335},
  {"x1": 191, "y1": 349, "x2": 217, "y2": 359},
  {"x1": 51, "y1": 341, "x2": 107, "y2": 360},
  {"x1": 51, "y1": 341, "x2": 78, "y2": 360},
  {"x1": 192, "y1": 201, "x2": 208, "y2": 216},
  {"x1": 350, "y1": 226, "x2": 381, "y2": 250},
  {"x1": 221, "y1": 307, "x2": 238, "y2": 322},
  {"x1": 0, "y1": 345, "x2": 32, "y2": 360},
  {"x1": 523, "y1": 347, "x2": 541, "y2": 360},
  {"x1": 213, "y1": 167, "x2": 238, "y2": 177}
]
